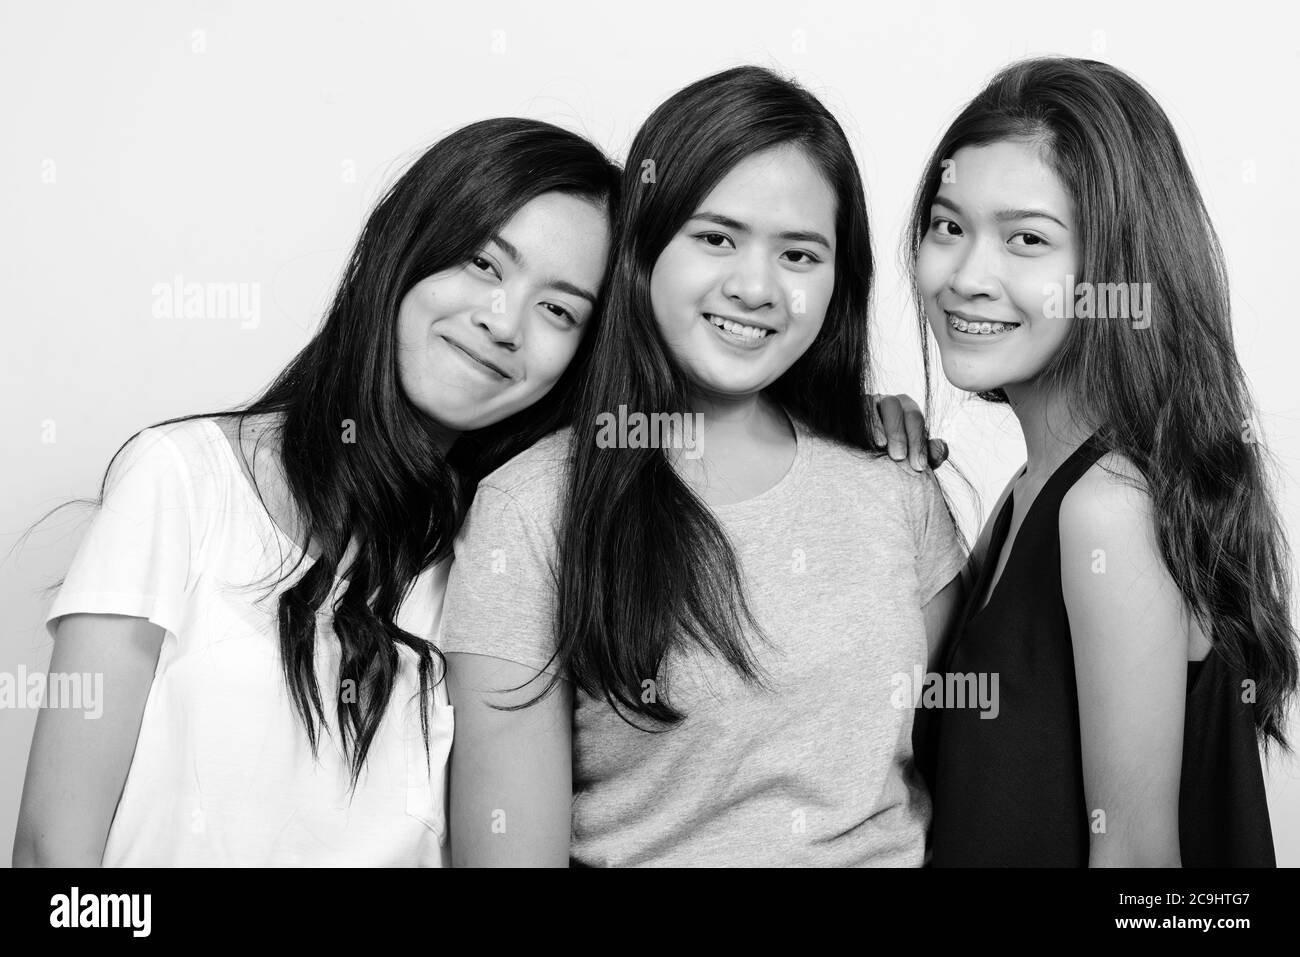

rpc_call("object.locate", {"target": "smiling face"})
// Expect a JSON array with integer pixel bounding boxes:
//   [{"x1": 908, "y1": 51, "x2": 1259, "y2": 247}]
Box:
[
  {"x1": 916, "y1": 138, "x2": 1080, "y2": 395},
  {"x1": 648, "y1": 144, "x2": 837, "y2": 403},
  {"x1": 396, "y1": 191, "x2": 611, "y2": 432}
]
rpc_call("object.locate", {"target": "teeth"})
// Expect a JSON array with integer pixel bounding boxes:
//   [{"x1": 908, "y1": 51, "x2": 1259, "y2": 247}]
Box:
[
  {"x1": 949, "y1": 314, "x2": 1018, "y2": 336},
  {"x1": 707, "y1": 314, "x2": 770, "y2": 340}
]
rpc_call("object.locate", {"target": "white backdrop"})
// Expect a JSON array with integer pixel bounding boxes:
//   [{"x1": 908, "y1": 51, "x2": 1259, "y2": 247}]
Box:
[{"x1": 3, "y1": 0, "x2": 1298, "y2": 865}]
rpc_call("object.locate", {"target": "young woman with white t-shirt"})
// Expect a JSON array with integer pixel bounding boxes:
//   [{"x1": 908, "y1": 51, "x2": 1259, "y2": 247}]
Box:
[
  {"x1": 441, "y1": 67, "x2": 967, "y2": 866},
  {"x1": 12, "y1": 118, "x2": 620, "y2": 866}
]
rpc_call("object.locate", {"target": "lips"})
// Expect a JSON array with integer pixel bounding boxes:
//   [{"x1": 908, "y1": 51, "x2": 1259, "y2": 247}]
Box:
[{"x1": 440, "y1": 335, "x2": 512, "y2": 379}]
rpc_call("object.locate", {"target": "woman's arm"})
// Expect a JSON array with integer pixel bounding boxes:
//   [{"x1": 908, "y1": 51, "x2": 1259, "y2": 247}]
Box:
[
  {"x1": 13, "y1": 613, "x2": 163, "y2": 867},
  {"x1": 922, "y1": 574, "x2": 966, "y2": 673},
  {"x1": 1060, "y1": 454, "x2": 1187, "y2": 867},
  {"x1": 446, "y1": 652, "x2": 572, "y2": 867}
]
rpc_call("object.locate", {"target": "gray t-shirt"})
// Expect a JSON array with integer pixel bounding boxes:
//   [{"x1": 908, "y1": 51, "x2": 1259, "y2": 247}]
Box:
[{"x1": 440, "y1": 413, "x2": 966, "y2": 866}]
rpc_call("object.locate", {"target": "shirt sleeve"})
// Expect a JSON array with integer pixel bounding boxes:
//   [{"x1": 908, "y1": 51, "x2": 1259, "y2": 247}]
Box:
[
  {"x1": 46, "y1": 428, "x2": 199, "y2": 640},
  {"x1": 439, "y1": 482, "x2": 564, "y2": 677},
  {"x1": 906, "y1": 470, "x2": 968, "y2": 607}
]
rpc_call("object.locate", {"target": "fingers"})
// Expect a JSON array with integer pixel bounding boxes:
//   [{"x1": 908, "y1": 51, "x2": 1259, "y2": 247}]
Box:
[
  {"x1": 876, "y1": 395, "x2": 907, "y2": 464},
  {"x1": 871, "y1": 393, "x2": 946, "y2": 471},
  {"x1": 867, "y1": 394, "x2": 887, "y2": 446},
  {"x1": 896, "y1": 393, "x2": 931, "y2": 471},
  {"x1": 904, "y1": 407, "x2": 928, "y2": 471},
  {"x1": 895, "y1": 392, "x2": 922, "y2": 416}
]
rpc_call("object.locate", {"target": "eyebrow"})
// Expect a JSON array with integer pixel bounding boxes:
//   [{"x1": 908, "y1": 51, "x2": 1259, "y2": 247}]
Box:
[
  {"x1": 689, "y1": 212, "x2": 833, "y2": 249},
  {"x1": 489, "y1": 233, "x2": 598, "y2": 305},
  {"x1": 931, "y1": 196, "x2": 1069, "y2": 230}
]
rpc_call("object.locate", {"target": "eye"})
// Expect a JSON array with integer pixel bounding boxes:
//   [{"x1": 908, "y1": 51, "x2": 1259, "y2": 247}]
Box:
[
  {"x1": 782, "y1": 249, "x2": 822, "y2": 265},
  {"x1": 469, "y1": 254, "x2": 501, "y2": 279},
  {"x1": 1009, "y1": 231, "x2": 1048, "y2": 248},
  {"x1": 541, "y1": 302, "x2": 579, "y2": 326},
  {"x1": 929, "y1": 218, "x2": 962, "y2": 238},
  {"x1": 693, "y1": 232, "x2": 734, "y2": 249}
]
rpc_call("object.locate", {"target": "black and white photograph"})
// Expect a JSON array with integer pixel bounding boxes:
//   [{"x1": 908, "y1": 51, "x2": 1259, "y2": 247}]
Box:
[{"x1": 1, "y1": 0, "x2": 1297, "y2": 934}]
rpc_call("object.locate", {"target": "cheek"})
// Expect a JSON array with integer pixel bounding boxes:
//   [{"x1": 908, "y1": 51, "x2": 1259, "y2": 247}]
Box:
[
  {"x1": 394, "y1": 295, "x2": 430, "y2": 394},
  {"x1": 1007, "y1": 272, "x2": 1069, "y2": 345},
  {"x1": 914, "y1": 245, "x2": 949, "y2": 301},
  {"x1": 650, "y1": 244, "x2": 710, "y2": 324},
  {"x1": 395, "y1": 285, "x2": 426, "y2": 343},
  {"x1": 398, "y1": 274, "x2": 463, "y2": 343},
  {"x1": 523, "y1": 323, "x2": 585, "y2": 393},
  {"x1": 796, "y1": 271, "x2": 835, "y2": 329},
  {"x1": 776, "y1": 262, "x2": 834, "y2": 345},
  {"x1": 394, "y1": 274, "x2": 469, "y2": 402},
  {"x1": 1037, "y1": 315, "x2": 1074, "y2": 359}
]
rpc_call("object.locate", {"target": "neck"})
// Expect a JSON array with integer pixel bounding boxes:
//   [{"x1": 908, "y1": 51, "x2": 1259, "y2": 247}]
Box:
[
  {"x1": 429, "y1": 422, "x2": 460, "y2": 457},
  {"x1": 687, "y1": 389, "x2": 791, "y2": 462},
  {"x1": 1003, "y1": 378, "x2": 1094, "y2": 480}
]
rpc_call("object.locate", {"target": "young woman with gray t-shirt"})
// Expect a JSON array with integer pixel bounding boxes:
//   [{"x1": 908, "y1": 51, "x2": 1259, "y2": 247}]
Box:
[{"x1": 442, "y1": 66, "x2": 967, "y2": 867}]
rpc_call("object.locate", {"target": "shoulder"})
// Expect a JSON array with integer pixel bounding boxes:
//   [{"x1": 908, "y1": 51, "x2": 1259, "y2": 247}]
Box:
[
  {"x1": 803, "y1": 425, "x2": 952, "y2": 522},
  {"x1": 448, "y1": 431, "x2": 570, "y2": 594},
  {"x1": 803, "y1": 428, "x2": 961, "y2": 551},
  {"x1": 471, "y1": 427, "x2": 572, "y2": 520},
  {"x1": 99, "y1": 418, "x2": 252, "y2": 531},
  {"x1": 1059, "y1": 450, "x2": 1161, "y2": 586},
  {"x1": 1059, "y1": 450, "x2": 1154, "y2": 543},
  {"x1": 78, "y1": 420, "x2": 233, "y2": 565},
  {"x1": 1058, "y1": 450, "x2": 1188, "y2": 644},
  {"x1": 806, "y1": 426, "x2": 920, "y2": 494},
  {"x1": 109, "y1": 418, "x2": 228, "y2": 485}
]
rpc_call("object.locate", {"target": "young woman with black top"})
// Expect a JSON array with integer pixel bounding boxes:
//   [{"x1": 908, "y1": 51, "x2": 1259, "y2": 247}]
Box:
[{"x1": 909, "y1": 57, "x2": 1296, "y2": 867}]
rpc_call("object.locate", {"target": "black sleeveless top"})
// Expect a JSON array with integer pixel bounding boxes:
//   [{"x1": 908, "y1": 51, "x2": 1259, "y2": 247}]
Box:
[{"x1": 913, "y1": 434, "x2": 1275, "y2": 867}]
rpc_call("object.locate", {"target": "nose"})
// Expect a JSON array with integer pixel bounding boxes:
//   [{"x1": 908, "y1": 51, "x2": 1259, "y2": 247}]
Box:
[
  {"x1": 720, "y1": 247, "x2": 777, "y2": 312},
  {"x1": 947, "y1": 238, "x2": 1002, "y2": 301},
  {"x1": 472, "y1": 293, "x2": 523, "y2": 349}
]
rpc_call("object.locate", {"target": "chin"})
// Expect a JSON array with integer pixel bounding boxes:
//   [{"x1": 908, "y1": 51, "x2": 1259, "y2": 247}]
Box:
[
  {"x1": 409, "y1": 396, "x2": 490, "y2": 433},
  {"x1": 694, "y1": 376, "x2": 771, "y2": 400},
  {"x1": 937, "y1": 358, "x2": 1005, "y2": 395}
]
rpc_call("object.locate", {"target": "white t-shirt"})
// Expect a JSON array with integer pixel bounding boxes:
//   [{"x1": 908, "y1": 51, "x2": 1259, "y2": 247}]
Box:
[{"x1": 47, "y1": 418, "x2": 453, "y2": 867}]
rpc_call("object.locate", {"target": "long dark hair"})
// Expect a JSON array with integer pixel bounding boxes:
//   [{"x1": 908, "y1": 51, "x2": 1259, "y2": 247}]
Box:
[
  {"x1": 83, "y1": 119, "x2": 620, "y2": 784},
  {"x1": 905, "y1": 57, "x2": 1297, "y2": 750},
  {"x1": 549, "y1": 65, "x2": 883, "y2": 725}
]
